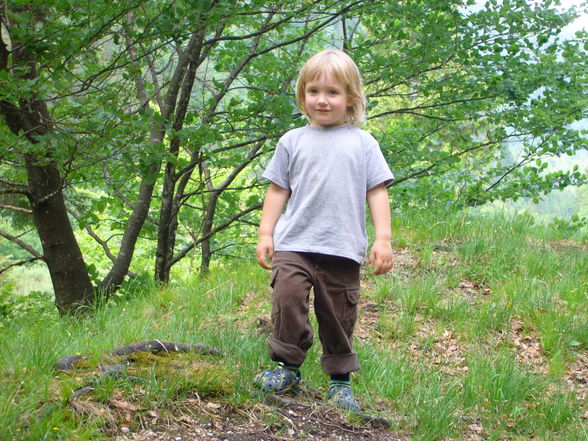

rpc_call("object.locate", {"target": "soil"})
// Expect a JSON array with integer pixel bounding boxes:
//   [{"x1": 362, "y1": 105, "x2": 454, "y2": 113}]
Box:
[{"x1": 108, "y1": 393, "x2": 402, "y2": 441}]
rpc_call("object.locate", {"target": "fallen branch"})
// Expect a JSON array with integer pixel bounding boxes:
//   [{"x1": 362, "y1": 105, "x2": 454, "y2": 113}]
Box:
[
  {"x1": 54, "y1": 340, "x2": 220, "y2": 371},
  {"x1": 54, "y1": 340, "x2": 221, "y2": 401},
  {"x1": 112, "y1": 339, "x2": 220, "y2": 356}
]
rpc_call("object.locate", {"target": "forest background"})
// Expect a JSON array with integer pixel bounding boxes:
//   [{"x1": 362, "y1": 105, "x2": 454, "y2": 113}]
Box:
[{"x1": 1, "y1": 0, "x2": 587, "y2": 311}]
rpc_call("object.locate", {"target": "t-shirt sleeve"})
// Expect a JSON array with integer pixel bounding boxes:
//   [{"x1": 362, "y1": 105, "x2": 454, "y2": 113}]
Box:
[
  {"x1": 262, "y1": 140, "x2": 290, "y2": 190},
  {"x1": 366, "y1": 139, "x2": 394, "y2": 190}
]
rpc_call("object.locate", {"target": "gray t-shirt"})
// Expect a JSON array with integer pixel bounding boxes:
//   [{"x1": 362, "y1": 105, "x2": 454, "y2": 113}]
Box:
[{"x1": 262, "y1": 124, "x2": 393, "y2": 263}]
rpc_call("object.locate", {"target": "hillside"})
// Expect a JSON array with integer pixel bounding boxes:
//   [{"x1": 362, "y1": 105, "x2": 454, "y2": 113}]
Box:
[{"x1": 1, "y1": 209, "x2": 586, "y2": 441}]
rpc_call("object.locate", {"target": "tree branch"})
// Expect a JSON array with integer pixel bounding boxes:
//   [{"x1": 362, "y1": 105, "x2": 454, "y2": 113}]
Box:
[
  {"x1": 369, "y1": 95, "x2": 494, "y2": 121},
  {"x1": 201, "y1": 0, "x2": 328, "y2": 45},
  {"x1": 170, "y1": 203, "x2": 262, "y2": 267},
  {"x1": 391, "y1": 139, "x2": 502, "y2": 187},
  {"x1": 0, "y1": 257, "x2": 44, "y2": 276},
  {"x1": 0, "y1": 188, "x2": 30, "y2": 197},
  {"x1": 103, "y1": 169, "x2": 159, "y2": 225},
  {"x1": 483, "y1": 140, "x2": 548, "y2": 193},
  {"x1": 0, "y1": 229, "x2": 44, "y2": 259},
  {"x1": 371, "y1": 110, "x2": 458, "y2": 122},
  {"x1": 66, "y1": 207, "x2": 117, "y2": 264},
  {"x1": 0, "y1": 204, "x2": 32, "y2": 214}
]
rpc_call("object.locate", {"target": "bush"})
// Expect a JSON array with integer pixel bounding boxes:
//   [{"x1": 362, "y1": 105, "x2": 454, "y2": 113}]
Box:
[{"x1": 0, "y1": 286, "x2": 54, "y2": 320}]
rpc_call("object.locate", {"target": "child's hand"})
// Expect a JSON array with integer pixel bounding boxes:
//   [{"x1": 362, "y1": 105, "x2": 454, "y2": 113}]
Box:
[
  {"x1": 256, "y1": 235, "x2": 274, "y2": 270},
  {"x1": 369, "y1": 240, "x2": 394, "y2": 275}
]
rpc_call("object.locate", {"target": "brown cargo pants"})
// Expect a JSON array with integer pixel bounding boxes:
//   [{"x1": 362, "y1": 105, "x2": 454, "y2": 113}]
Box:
[{"x1": 268, "y1": 251, "x2": 361, "y2": 375}]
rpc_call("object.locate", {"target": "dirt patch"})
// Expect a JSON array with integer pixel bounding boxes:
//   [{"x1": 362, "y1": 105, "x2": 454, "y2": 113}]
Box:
[
  {"x1": 508, "y1": 319, "x2": 548, "y2": 374},
  {"x1": 403, "y1": 323, "x2": 469, "y2": 376},
  {"x1": 429, "y1": 329, "x2": 469, "y2": 375},
  {"x1": 388, "y1": 248, "x2": 418, "y2": 282},
  {"x1": 565, "y1": 351, "x2": 588, "y2": 403},
  {"x1": 503, "y1": 319, "x2": 587, "y2": 410},
  {"x1": 354, "y1": 298, "x2": 381, "y2": 342},
  {"x1": 108, "y1": 393, "x2": 401, "y2": 441},
  {"x1": 545, "y1": 239, "x2": 588, "y2": 253},
  {"x1": 455, "y1": 280, "x2": 491, "y2": 299}
]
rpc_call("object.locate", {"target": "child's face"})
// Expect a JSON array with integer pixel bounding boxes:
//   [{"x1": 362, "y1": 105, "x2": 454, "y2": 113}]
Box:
[{"x1": 304, "y1": 74, "x2": 352, "y2": 128}]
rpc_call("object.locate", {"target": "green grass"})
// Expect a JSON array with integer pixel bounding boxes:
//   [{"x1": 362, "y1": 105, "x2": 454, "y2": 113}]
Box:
[{"x1": 0, "y1": 208, "x2": 586, "y2": 440}]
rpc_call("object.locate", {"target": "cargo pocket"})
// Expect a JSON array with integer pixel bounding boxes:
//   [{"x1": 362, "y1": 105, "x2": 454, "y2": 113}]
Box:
[{"x1": 342, "y1": 288, "x2": 360, "y2": 337}]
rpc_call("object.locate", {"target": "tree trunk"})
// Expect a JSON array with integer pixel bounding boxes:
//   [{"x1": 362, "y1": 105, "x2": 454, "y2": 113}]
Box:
[
  {"x1": 99, "y1": 179, "x2": 157, "y2": 292},
  {"x1": 26, "y1": 158, "x2": 94, "y2": 314},
  {"x1": 155, "y1": 159, "x2": 195, "y2": 283},
  {"x1": 199, "y1": 193, "x2": 218, "y2": 276},
  {"x1": 154, "y1": 161, "x2": 177, "y2": 283},
  {"x1": 0, "y1": 100, "x2": 94, "y2": 314},
  {"x1": 199, "y1": 162, "x2": 219, "y2": 276},
  {"x1": 1, "y1": 6, "x2": 95, "y2": 314},
  {"x1": 153, "y1": 30, "x2": 204, "y2": 283}
]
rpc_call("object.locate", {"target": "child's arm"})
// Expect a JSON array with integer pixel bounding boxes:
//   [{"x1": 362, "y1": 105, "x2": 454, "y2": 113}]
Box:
[
  {"x1": 256, "y1": 183, "x2": 290, "y2": 269},
  {"x1": 367, "y1": 183, "x2": 394, "y2": 275}
]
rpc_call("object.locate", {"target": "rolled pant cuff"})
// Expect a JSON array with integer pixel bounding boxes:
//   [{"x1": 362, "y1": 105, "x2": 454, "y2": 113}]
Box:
[
  {"x1": 269, "y1": 337, "x2": 307, "y2": 367},
  {"x1": 321, "y1": 353, "x2": 360, "y2": 375}
]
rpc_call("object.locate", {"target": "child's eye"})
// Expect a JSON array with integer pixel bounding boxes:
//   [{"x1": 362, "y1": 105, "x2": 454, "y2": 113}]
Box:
[{"x1": 329, "y1": 90, "x2": 339, "y2": 95}]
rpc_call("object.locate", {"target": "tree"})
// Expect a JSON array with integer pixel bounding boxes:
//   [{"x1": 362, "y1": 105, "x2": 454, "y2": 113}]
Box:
[
  {"x1": 0, "y1": 2, "x2": 98, "y2": 312},
  {"x1": 0, "y1": 0, "x2": 195, "y2": 310},
  {"x1": 1, "y1": 0, "x2": 586, "y2": 313},
  {"x1": 0, "y1": 0, "x2": 369, "y2": 309},
  {"x1": 144, "y1": 1, "x2": 364, "y2": 281},
  {"x1": 577, "y1": 163, "x2": 588, "y2": 218},
  {"x1": 355, "y1": 0, "x2": 587, "y2": 207}
]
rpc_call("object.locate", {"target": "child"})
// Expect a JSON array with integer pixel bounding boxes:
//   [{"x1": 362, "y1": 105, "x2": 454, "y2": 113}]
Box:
[{"x1": 254, "y1": 48, "x2": 394, "y2": 412}]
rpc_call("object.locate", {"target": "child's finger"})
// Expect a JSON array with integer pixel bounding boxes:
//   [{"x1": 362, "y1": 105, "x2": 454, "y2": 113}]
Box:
[
  {"x1": 372, "y1": 255, "x2": 383, "y2": 275},
  {"x1": 256, "y1": 250, "x2": 270, "y2": 269},
  {"x1": 374, "y1": 256, "x2": 393, "y2": 275},
  {"x1": 259, "y1": 246, "x2": 275, "y2": 270}
]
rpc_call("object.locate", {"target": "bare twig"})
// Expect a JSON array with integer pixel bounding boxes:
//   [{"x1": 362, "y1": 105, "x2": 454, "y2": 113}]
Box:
[
  {"x1": 66, "y1": 207, "x2": 117, "y2": 263},
  {"x1": 0, "y1": 257, "x2": 43, "y2": 276},
  {"x1": 0, "y1": 204, "x2": 32, "y2": 214},
  {"x1": 0, "y1": 228, "x2": 44, "y2": 259}
]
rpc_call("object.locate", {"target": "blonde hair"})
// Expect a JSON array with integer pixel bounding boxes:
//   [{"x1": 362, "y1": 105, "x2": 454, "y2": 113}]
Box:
[{"x1": 295, "y1": 49, "x2": 367, "y2": 126}]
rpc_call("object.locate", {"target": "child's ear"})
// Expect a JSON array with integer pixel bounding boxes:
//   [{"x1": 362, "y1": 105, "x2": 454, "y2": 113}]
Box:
[{"x1": 347, "y1": 96, "x2": 354, "y2": 107}]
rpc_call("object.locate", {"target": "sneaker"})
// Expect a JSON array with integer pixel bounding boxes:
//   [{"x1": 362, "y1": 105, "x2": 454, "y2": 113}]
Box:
[
  {"x1": 254, "y1": 364, "x2": 301, "y2": 394},
  {"x1": 327, "y1": 381, "x2": 361, "y2": 413}
]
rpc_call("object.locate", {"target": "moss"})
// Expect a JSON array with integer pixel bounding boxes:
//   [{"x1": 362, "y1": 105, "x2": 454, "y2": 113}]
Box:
[
  {"x1": 51, "y1": 350, "x2": 233, "y2": 408},
  {"x1": 183, "y1": 363, "x2": 234, "y2": 397}
]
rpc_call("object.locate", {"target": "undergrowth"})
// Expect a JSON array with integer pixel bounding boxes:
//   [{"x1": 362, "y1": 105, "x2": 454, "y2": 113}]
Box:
[{"x1": 0, "y1": 209, "x2": 586, "y2": 441}]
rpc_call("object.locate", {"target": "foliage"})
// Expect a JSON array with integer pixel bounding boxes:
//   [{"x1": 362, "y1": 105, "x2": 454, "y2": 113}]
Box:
[
  {"x1": 361, "y1": 0, "x2": 588, "y2": 208},
  {"x1": 0, "y1": 286, "x2": 54, "y2": 321},
  {"x1": 0, "y1": 0, "x2": 587, "y2": 309}
]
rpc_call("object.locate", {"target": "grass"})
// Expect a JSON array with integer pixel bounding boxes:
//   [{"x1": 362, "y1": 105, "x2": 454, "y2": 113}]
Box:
[{"x1": 0, "y1": 208, "x2": 587, "y2": 440}]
